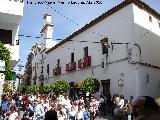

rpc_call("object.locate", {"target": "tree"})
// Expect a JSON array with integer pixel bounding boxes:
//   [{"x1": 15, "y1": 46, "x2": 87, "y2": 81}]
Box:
[
  {"x1": 80, "y1": 76, "x2": 100, "y2": 94},
  {"x1": 3, "y1": 85, "x2": 12, "y2": 93},
  {"x1": 0, "y1": 41, "x2": 12, "y2": 80},
  {"x1": 42, "y1": 85, "x2": 53, "y2": 94},
  {"x1": 53, "y1": 80, "x2": 69, "y2": 94},
  {"x1": 32, "y1": 85, "x2": 40, "y2": 93},
  {"x1": 26, "y1": 86, "x2": 33, "y2": 93}
]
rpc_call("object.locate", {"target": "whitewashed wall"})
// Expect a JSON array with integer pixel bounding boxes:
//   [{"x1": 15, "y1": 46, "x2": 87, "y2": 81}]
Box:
[
  {"x1": 35, "y1": 3, "x2": 160, "y2": 98},
  {"x1": 46, "y1": 4, "x2": 137, "y2": 98},
  {"x1": 133, "y1": 4, "x2": 160, "y2": 98},
  {"x1": 137, "y1": 64, "x2": 160, "y2": 98},
  {"x1": 0, "y1": 0, "x2": 23, "y2": 16},
  {"x1": 0, "y1": 23, "x2": 20, "y2": 61},
  {"x1": 31, "y1": 47, "x2": 42, "y2": 85}
]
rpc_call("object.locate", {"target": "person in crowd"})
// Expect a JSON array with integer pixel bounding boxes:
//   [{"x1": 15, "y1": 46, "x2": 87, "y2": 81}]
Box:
[
  {"x1": 76, "y1": 105, "x2": 84, "y2": 120},
  {"x1": 84, "y1": 97, "x2": 90, "y2": 111},
  {"x1": 43, "y1": 100, "x2": 50, "y2": 112},
  {"x1": 57, "y1": 104, "x2": 67, "y2": 120},
  {"x1": 118, "y1": 95, "x2": 125, "y2": 109},
  {"x1": 34, "y1": 100, "x2": 45, "y2": 120},
  {"x1": 69, "y1": 106, "x2": 76, "y2": 120},
  {"x1": 0, "y1": 106, "x2": 5, "y2": 120},
  {"x1": 132, "y1": 96, "x2": 160, "y2": 120},
  {"x1": 63, "y1": 95, "x2": 71, "y2": 120},
  {"x1": 114, "y1": 108, "x2": 125, "y2": 120},
  {"x1": 129, "y1": 96, "x2": 133, "y2": 104},
  {"x1": 1, "y1": 97, "x2": 8, "y2": 115},
  {"x1": 99, "y1": 95, "x2": 106, "y2": 116},
  {"x1": 89, "y1": 97, "x2": 97, "y2": 120},
  {"x1": 123, "y1": 99, "x2": 132, "y2": 120},
  {"x1": 45, "y1": 103, "x2": 58, "y2": 120},
  {"x1": 115, "y1": 94, "x2": 120, "y2": 106},
  {"x1": 8, "y1": 105, "x2": 19, "y2": 120},
  {"x1": 78, "y1": 96, "x2": 84, "y2": 106},
  {"x1": 22, "y1": 104, "x2": 33, "y2": 120}
]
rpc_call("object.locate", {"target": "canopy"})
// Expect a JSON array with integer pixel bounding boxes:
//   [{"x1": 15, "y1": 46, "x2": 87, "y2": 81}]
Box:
[{"x1": 74, "y1": 80, "x2": 84, "y2": 88}]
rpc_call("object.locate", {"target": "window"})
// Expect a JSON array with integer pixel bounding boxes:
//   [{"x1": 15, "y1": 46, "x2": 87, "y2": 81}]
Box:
[
  {"x1": 149, "y1": 15, "x2": 152, "y2": 22},
  {"x1": 101, "y1": 38, "x2": 108, "y2": 54},
  {"x1": 71, "y1": 53, "x2": 74, "y2": 63},
  {"x1": 35, "y1": 63, "x2": 36, "y2": 73},
  {"x1": 34, "y1": 80, "x2": 36, "y2": 85},
  {"x1": 47, "y1": 64, "x2": 49, "y2": 75},
  {"x1": 41, "y1": 66, "x2": 43, "y2": 73},
  {"x1": 102, "y1": 43, "x2": 108, "y2": 54},
  {"x1": 57, "y1": 59, "x2": 60, "y2": 66},
  {"x1": 84, "y1": 47, "x2": 88, "y2": 57},
  {"x1": 0, "y1": 29, "x2": 12, "y2": 44}
]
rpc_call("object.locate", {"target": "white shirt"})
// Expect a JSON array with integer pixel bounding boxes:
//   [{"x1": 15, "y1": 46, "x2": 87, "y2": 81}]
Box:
[
  {"x1": 99, "y1": 98, "x2": 105, "y2": 103},
  {"x1": 8, "y1": 112, "x2": 18, "y2": 120},
  {"x1": 35, "y1": 104, "x2": 45, "y2": 116},
  {"x1": 76, "y1": 110, "x2": 83, "y2": 120},
  {"x1": 118, "y1": 99, "x2": 124, "y2": 108}
]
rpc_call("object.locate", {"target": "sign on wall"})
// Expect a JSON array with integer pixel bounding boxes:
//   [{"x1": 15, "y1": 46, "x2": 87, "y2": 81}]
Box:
[{"x1": 0, "y1": 60, "x2": 5, "y2": 71}]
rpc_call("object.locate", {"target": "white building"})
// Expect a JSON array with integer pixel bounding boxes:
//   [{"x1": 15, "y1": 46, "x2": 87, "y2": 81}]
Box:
[
  {"x1": 0, "y1": 0, "x2": 24, "y2": 95},
  {"x1": 0, "y1": 0, "x2": 24, "y2": 69},
  {"x1": 31, "y1": 14, "x2": 57, "y2": 86},
  {"x1": 32, "y1": 0, "x2": 160, "y2": 99}
]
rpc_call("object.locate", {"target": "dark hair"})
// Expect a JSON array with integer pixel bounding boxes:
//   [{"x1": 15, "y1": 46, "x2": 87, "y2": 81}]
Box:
[
  {"x1": 100, "y1": 95, "x2": 104, "y2": 98},
  {"x1": 143, "y1": 96, "x2": 159, "y2": 111},
  {"x1": 120, "y1": 95, "x2": 124, "y2": 99}
]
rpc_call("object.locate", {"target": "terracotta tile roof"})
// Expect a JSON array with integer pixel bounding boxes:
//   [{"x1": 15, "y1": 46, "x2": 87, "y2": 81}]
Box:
[{"x1": 46, "y1": 0, "x2": 160, "y2": 54}]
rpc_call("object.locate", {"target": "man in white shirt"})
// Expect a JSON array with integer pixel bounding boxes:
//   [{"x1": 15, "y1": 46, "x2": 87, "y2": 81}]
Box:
[{"x1": 34, "y1": 100, "x2": 45, "y2": 120}]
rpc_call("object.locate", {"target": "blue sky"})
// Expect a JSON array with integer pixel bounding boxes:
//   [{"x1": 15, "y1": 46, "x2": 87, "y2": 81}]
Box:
[{"x1": 18, "y1": 0, "x2": 160, "y2": 69}]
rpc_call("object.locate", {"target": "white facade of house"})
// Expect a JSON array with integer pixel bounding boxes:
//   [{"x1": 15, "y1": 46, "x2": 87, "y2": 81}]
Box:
[
  {"x1": 0, "y1": 0, "x2": 24, "y2": 69},
  {"x1": 31, "y1": 1, "x2": 160, "y2": 99},
  {"x1": 0, "y1": 0, "x2": 24, "y2": 100},
  {"x1": 31, "y1": 14, "x2": 57, "y2": 86}
]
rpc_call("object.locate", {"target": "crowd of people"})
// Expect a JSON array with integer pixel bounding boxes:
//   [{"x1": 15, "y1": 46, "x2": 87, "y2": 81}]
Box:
[
  {"x1": 0, "y1": 92, "x2": 159, "y2": 120},
  {"x1": 0, "y1": 93, "x2": 104, "y2": 120}
]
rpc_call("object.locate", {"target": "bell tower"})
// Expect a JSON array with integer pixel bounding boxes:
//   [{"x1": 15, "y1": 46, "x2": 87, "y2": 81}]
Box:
[{"x1": 40, "y1": 14, "x2": 54, "y2": 50}]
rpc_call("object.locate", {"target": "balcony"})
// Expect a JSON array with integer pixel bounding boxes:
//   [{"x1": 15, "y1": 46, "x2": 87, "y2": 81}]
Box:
[
  {"x1": 53, "y1": 66, "x2": 61, "y2": 75},
  {"x1": 0, "y1": 0, "x2": 24, "y2": 24},
  {"x1": 66, "y1": 62, "x2": 76, "y2": 71},
  {"x1": 78, "y1": 56, "x2": 91, "y2": 68}
]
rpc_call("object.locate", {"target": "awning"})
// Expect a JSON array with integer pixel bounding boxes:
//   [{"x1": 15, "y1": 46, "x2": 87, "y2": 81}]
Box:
[{"x1": 74, "y1": 80, "x2": 84, "y2": 88}]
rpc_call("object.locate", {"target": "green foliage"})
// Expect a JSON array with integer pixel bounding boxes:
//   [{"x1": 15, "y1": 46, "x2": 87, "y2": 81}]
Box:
[
  {"x1": 26, "y1": 86, "x2": 33, "y2": 93},
  {"x1": 80, "y1": 76, "x2": 100, "y2": 94},
  {"x1": 26, "y1": 85, "x2": 53, "y2": 94},
  {"x1": 53, "y1": 80, "x2": 69, "y2": 94},
  {"x1": 0, "y1": 41, "x2": 12, "y2": 80},
  {"x1": 21, "y1": 87, "x2": 27, "y2": 94},
  {"x1": 33, "y1": 85, "x2": 40, "y2": 93},
  {"x1": 3, "y1": 86, "x2": 12, "y2": 93},
  {"x1": 42, "y1": 85, "x2": 53, "y2": 94},
  {"x1": 26, "y1": 85, "x2": 39, "y2": 93}
]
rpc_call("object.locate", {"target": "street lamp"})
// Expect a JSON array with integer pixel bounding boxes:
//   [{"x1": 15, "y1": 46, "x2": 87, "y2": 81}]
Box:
[
  {"x1": 16, "y1": 73, "x2": 24, "y2": 93},
  {"x1": 16, "y1": 61, "x2": 24, "y2": 92}
]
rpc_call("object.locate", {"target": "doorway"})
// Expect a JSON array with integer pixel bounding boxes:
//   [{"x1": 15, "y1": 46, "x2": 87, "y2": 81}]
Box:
[{"x1": 101, "y1": 80, "x2": 110, "y2": 97}]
